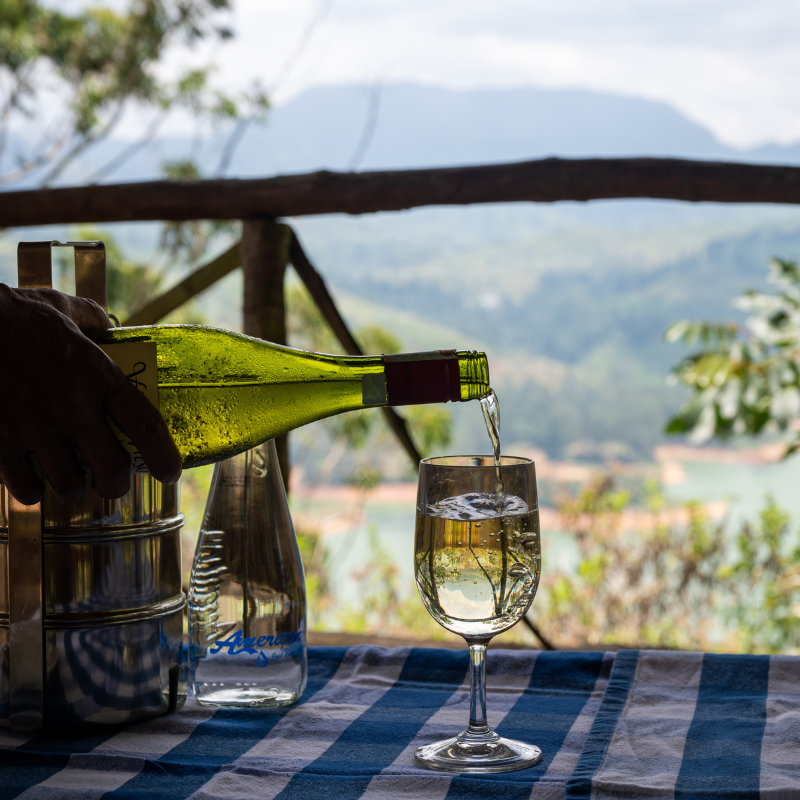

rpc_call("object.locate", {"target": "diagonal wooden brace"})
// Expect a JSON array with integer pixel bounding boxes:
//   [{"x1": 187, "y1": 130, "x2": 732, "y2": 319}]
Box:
[{"x1": 288, "y1": 232, "x2": 422, "y2": 467}]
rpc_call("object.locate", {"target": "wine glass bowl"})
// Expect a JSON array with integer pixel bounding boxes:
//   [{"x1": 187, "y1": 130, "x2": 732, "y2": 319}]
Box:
[{"x1": 413, "y1": 455, "x2": 542, "y2": 773}]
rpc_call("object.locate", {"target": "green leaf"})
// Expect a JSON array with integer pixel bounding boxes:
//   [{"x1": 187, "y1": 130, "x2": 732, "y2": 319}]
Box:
[{"x1": 665, "y1": 258, "x2": 800, "y2": 449}]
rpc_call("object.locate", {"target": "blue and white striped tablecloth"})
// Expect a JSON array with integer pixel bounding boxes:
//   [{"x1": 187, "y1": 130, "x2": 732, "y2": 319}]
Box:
[
  {"x1": 1, "y1": 646, "x2": 799, "y2": 800},
  {"x1": 566, "y1": 650, "x2": 800, "y2": 800}
]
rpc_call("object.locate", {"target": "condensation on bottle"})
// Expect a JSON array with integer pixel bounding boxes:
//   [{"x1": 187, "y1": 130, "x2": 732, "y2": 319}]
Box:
[{"x1": 188, "y1": 440, "x2": 307, "y2": 707}]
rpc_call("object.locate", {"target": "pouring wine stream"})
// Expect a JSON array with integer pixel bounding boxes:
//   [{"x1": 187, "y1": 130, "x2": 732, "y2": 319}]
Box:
[{"x1": 480, "y1": 389, "x2": 505, "y2": 505}]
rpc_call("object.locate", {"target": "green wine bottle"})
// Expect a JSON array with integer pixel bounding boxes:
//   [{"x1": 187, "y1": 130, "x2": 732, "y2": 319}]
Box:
[{"x1": 90, "y1": 324, "x2": 490, "y2": 469}]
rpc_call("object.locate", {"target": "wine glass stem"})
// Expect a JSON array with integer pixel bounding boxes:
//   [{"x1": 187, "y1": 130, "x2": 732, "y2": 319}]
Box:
[{"x1": 468, "y1": 643, "x2": 489, "y2": 733}]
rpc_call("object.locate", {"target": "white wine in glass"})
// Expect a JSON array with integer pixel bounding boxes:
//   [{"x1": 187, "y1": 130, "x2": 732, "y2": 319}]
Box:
[{"x1": 414, "y1": 455, "x2": 542, "y2": 773}]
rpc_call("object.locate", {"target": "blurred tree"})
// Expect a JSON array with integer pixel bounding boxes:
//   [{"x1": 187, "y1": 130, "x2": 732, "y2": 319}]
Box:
[
  {"x1": 0, "y1": 0, "x2": 268, "y2": 186},
  {"x1": 665, "y1": 258, "x2": 800, "y2": 454},
  {"x1": 540, "y1": 478, "x2": 728, "y2": 650},
  {"x1": 723, "y1": 495, "x2": 800, "y2": 653},
  {"x1": 538, "y1": 477, "x2": 800, "y2": 652},
  {"x1": 63, "y1": 224, "x2": 162, "y2": 316}
]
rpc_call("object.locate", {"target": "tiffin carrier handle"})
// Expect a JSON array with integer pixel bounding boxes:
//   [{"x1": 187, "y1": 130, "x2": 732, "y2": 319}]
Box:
[{"x1": 8, "y1": 241, "x2": 106, "y2": 731}]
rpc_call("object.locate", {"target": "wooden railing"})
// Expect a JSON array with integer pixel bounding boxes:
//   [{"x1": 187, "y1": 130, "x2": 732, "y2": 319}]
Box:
[
  {"x1": 3, "y1": 157, "x2": 800, "y2": 225},
  {"x1": 6, "y1": 155, "x2": 800, "y2": 488}
]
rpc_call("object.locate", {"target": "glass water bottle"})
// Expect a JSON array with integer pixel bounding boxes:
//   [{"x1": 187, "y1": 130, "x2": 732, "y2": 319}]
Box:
[{"x1": 189, "y1": 440, "x2": 307, "y2": 707}]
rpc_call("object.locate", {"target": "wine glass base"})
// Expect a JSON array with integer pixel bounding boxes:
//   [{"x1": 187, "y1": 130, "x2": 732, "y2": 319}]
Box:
[{"x1": 415, "y1": 729, "x2": 542, "y2": 774}]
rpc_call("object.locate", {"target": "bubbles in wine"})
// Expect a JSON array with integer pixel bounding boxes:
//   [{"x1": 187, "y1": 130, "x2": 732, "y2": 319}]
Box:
[
  {"x1": 508, "y1": 562, "x2": 530, "y2": 579},
  {"x1": 428, "y1": 492, "x2": 528, "y2": 520}
]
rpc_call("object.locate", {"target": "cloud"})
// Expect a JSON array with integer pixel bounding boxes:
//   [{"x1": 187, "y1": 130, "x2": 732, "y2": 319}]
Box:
[{"x1": 160, "y1": 0, "x2": 800, "y2": 148}]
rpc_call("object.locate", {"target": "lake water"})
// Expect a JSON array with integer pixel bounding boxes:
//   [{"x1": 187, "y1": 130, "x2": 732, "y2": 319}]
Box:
[
  {"x1": 665, "y1": 458, "x2": 800, "y2": 527},
  {"x1": 290, "y1": 455, "x2": 800, "y2": 609}
]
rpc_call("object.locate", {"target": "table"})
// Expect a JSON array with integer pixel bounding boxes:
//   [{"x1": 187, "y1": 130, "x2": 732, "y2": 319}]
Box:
[{"x1": 1, "y1": 646, "x2": 797, "y2": 799}]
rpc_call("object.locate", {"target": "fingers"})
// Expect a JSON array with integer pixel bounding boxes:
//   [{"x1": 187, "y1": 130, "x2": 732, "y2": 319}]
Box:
[
  {"x1": 103, "y1": 371, "x2": 182, "y2": 486},
  {"x1": 71, "y1": 417, "x2": 132, "y2": 499},
  {"x1": 62, "y1": 296, "x2": 111, "y2": 332},
  {"x1": 19, "y1": 288, "x2": 111, "y2": 331},
  {"x1": 0, "y1": 446, "x2": 44, "y2": 506},
  {"x1": 34, "y1": 442, "x2": 88, "y2": 503}
]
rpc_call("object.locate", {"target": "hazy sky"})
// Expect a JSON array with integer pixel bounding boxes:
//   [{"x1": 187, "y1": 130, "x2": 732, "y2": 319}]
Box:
[{"x1": 162, "y1": 0, "x2": 800, "y2": 149}]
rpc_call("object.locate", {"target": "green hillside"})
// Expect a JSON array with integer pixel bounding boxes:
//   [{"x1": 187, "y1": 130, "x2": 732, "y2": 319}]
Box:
[{"x1": 288, "y1": 210, "x2": 800, "y2": 460}]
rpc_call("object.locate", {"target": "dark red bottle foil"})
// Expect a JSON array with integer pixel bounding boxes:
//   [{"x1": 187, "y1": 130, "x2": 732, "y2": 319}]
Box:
[{"x1": 384, "y1": 351, "x2": 461, "y2": 405}]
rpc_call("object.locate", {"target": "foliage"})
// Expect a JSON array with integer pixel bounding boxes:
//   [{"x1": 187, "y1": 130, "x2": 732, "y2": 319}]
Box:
[
  {"x1": 0, "y1": 0, "x2": 268, "y2": 186},
  {"x1": 1, "y1": 1, "x2": 269, "y2": 279},
  {"x1": 723, "y1": 495, "x2": 800, "y2": 653},
  {"x1": 55, "y1": 224, "x2": 205, "y2": 323},
  {"x1": 539, "y1": 477, "x2": 728, "y2": 650},
  {"x1": 157, "y1": 158, "x2": 247, "y2": 267},
  {"x1": 403, "y1": 405, "x2": 452, "y2": 458},
  {"x1": 294, "y1": 477, "x2": 800, "y2": 651},
  {"x1": 537, "y1": 477, "x2": 800, "y2": 653},
  {"x1": 665, "y1": 258, "x2": 800, "y2": 454},
  {"x1": 336, "y1": 525, "x2": 404, "y2": 635},
  {"x1": 53, "y1": 224, "x2": 162, "y2": 317}
]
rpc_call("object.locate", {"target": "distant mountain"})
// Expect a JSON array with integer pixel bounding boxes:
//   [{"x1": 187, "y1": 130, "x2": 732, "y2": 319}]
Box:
[
  {"x1": 222, "y1": 84, "x2": 731, "y2": 174},
  {"x1": 748, "y1": 142, "x2": 800, "y2": 164},
  {"x1": 49, "y1": 82, "x2": 800, "y2": 186}
]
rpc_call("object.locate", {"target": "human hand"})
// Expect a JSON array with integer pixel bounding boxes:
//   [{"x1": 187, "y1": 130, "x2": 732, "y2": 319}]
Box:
[{"x1": 0, "y1": 285, "x2": 182, "y2": 505}]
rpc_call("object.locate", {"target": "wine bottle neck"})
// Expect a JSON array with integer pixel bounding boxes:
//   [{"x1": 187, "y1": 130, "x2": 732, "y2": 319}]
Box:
[
  {"x1": 383, "y1": 350, "x2": 489, "y2": 405},
  {"x1": 456, "y1": 350, "x2": 491, "y2": 402}
]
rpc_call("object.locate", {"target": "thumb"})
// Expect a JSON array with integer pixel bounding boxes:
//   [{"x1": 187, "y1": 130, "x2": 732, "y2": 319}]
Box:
[
  {"x1": 13, "y1": 288, "x2": 111, "y2": 331},
  {"x1": 63, "y1": 296, "x2": 112, "y2": 331}
]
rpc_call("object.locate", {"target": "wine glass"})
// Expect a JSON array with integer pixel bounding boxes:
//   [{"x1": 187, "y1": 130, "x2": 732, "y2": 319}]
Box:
[{"x1": 413, "y1": 455, "x2": 542, "y2": 773}]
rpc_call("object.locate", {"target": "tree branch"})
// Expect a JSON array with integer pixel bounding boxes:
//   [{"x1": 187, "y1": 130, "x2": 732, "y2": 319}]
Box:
[
  {"x1": 215, "y1": 115, "x2": 253, "y2": 177},
  {"x1": 269, "y1": 0, "x2": 334, "y2": 92},
  {"x1": 521, "y1": 616, "x2": 556, "y2": 650},
  {"x1": 41, "y1": 103, "x2": 127, "y2": 185},
  {"x1": 346, "y1": 81, "x2": 382, "y2": 171},
  {"x1": 91, "y1": 110, "x2": 169, "y2": 182},
  {"x1": 3, "y1": 157, "x2": 800, "y2": 226},
  {"x1": 0, "y1": 133, "x2": 71, "y2": 187},
  {"x1": 0, "y1": 70, "x2": 32, "y2": 166}
]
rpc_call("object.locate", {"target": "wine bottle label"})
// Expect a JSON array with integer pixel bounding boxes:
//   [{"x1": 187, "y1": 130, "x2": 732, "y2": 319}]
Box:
[
  {"x1": 384, "y1": 350, "x2": 461, "y2": 405},
  {"x1": 361, "y1": 373, "x2": 388, "y2": 406},
  {"x1": 99, "y1": 341, "x2": 159, "y2": 474}
]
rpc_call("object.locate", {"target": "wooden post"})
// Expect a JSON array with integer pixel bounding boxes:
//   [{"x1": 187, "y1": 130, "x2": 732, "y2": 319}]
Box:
[{"x1": 242, "y1": 219, "x2": 293, "y2": 492}]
